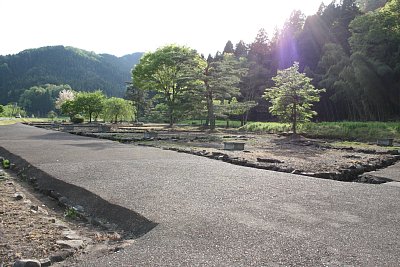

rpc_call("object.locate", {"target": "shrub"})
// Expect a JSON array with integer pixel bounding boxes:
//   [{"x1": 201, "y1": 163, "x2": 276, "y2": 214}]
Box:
[
  {"x1": 71, "y1": 115, "x2": 84, "y2": 124},
  {"x1": 2, "y1": 159, "x2": 10, "y2": 169}
]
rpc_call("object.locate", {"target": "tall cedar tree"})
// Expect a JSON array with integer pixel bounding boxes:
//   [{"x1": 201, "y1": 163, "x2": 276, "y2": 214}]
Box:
[{"x1": 203, "y1": 54, "x2": 247, "y2": 130}]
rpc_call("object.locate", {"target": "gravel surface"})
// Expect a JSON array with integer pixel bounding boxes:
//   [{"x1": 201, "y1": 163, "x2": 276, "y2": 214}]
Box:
[{"x1": 1, "y1": 123, "x2": 400, "y2": 266}]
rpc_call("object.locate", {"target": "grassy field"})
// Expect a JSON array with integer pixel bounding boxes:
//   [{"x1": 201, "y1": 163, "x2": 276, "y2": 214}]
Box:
[
  {"x1": 3, "y1": 117, "x2": 399, "y2": 143},
  {"x1": 0, "y1": 117, "x2": 52, "y2": 126},
  {"x1": 241, "y1": 121, "x2": 400, "y2": 142}
]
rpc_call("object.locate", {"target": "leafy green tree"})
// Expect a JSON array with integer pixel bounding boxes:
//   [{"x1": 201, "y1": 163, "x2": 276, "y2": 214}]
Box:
[
  {"x1": 19, "y1": 84, "x2": 69, "y2": 116},
  {"x1": 47, "y1": 110, "x2": 57, "y2": 119},
  {"x1": 132, "y1": 45, "x2": 206, "y2": 126},
  {"x1": 215, "y1": 97, "x2": 257, "y2": 127},
  {"x1": 1, "y1": 103, "x2": 26, "y2": 117},
  {"x1": 60, "y1": 100, "x2": 78, "y2": 120},
  {"x1": 0, "y1": 105, "x2": 3, "y2": 114},
  {"x1": 125, "y1": 82, "x2": 151, "y2": 122},
  {"x1": 264, "y1": 62, "x2": 324, "y2": 134},
  {"x1": 74, "y1": 91, "x2": 105, "y2": 122},
  {"x1": 103, "y1": 97, "x2": 135, "y2": 123},
  {"x1": 357, "y1": 0, "x2": 387, "y2": 12},
  {"x1": 203, "y1": 53, "x2": 247, "y2": 130}
]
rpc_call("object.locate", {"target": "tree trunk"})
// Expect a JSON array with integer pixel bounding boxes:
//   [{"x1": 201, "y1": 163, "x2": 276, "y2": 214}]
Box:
[
  {"x1": 292, "y1": 103, "x2": 297, "y2": 134},
  {"x1": 207, "y1": 92, "x2": 215, "y2": 130}
]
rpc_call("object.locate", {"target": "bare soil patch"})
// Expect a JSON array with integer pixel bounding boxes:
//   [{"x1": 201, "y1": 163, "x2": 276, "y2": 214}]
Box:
[{"x1": 0, "y1": 168, "x2": 132, "y2": 266}]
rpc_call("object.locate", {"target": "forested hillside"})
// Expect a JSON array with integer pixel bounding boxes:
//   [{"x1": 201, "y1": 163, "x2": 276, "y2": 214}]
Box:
[
  {"x1": 0, "y1": 46, "x2": 143, "y2": 104},
  {"x1": 200, "y1": 0, "x2": 399, "y2": 122}
]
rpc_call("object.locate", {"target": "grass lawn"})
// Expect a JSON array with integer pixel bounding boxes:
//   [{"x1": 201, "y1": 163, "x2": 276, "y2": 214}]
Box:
[
  {"x1": 0, "y1": 117, "x2": 52, "y2": 126},
  {"x1": 240, "y1": 121, "x2": 400, "y2": 142}
]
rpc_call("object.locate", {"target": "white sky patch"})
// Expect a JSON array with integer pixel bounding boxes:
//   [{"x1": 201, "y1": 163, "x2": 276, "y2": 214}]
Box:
[{"x1": 0, "y1": 0, "x2": 331, "y2": 56}]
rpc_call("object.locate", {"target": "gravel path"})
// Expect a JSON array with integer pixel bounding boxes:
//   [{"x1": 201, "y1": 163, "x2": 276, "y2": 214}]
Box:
[{"x1": 1, "y1": 123, "x2": 400, "y2": 266}]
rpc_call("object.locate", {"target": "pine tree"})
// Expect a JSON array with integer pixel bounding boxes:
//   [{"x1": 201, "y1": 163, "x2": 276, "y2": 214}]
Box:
[{"x1": 264, "y1": 62, "x2": 324, "y2": 134}]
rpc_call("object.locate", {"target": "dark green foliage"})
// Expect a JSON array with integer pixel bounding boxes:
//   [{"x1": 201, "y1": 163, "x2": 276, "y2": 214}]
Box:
[
  {"x1": 19, "y1": 84, "x2": 70, "y2": 116},
  {"x1": 357, "y1": 0, "x2": 388, "y2": 12},
  {"x1": 203, "y1": 53, "x2": 247, "y2": 129},
  {"x1": 0, "y1": 46, "x2": 143, "y2": 104},
  {"x1": 223, "y1": 41, "x2": 235, "y2": 54},
  {"x1": 125, "y1": 83, "x2": 151, "y2": 122},
  {"x1": 73, "y1": 91, "x2": 105, "y2": 122}
]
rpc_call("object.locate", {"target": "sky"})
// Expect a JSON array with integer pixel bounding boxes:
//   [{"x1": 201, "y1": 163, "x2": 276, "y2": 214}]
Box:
[{"x1": 0, "y1": 0, "x2": 331, "y2": 57}]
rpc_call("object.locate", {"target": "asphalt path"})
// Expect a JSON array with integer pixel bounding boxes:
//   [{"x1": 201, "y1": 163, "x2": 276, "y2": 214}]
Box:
[
  {"x1": 364, "y1": 162, "x2": 400, "y2": 182},
  {"x1": 1, "y1": 124, "x2": 399, "y2": 266}
]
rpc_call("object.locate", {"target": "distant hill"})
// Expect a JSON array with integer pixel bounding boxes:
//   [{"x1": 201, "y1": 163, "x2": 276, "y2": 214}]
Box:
[{"x1": 0, "y1": 46, "x2": 143, "y2": 104}]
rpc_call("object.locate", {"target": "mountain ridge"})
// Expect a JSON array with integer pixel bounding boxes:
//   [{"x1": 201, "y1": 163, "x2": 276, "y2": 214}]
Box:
[{"x1": 0, "y1": 46, "x2": 143, "y2": 104}]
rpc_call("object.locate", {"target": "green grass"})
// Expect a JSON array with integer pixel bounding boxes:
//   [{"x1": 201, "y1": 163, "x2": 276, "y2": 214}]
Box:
[
  {"x1": 0, "y1": 117, "x2": 69, "y2": 126},
  {"x1": 240, "y1": 122, "x2": 292, "y2": 133},
  {"x1": 241, "y1": 121, "x2": 400, "y2": 142},
  {"x1": 299, "y1": 121, "x2": 400, "y2": 142},
  {"x1": 0, "y1": 117, "x2": 51, "y2": 126}
]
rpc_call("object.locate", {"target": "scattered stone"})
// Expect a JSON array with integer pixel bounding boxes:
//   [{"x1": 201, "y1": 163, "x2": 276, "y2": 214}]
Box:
[
  {"x1": 301, "y1": 172, "x2": 316, "y2": 177},
  {"x1": 49, "y1": 249, "x2": 74, "y2": 263},
  {"x1": 56, "y1": 239, "x2": 84, "y2": 249},
  {"x1": 62, "y1": 230, "x2": 82, "y2": 240},
  {"x1": 30, "y1": 205, "x2": 39, "y2": 211},
  {"x1": 73, "y1": 205, "x2": 84, "y2": 213},
  {"x1": 12, "y1": 259, "x2": 41, "y2": 267},
  {"x1": 257, "y1": 158, "x2": 284, "y2": 164},
  {"x1": 343, "y1": 155, "x2": 362, "y2": 159},
  {"x1": 48, "y1": 190, "x2": 61, "y2": 199},
  {"x1": 314, "y1": 172, "x2": 335, "y2": 179},
  {"x1": 14, "y1": 192, "x2": 25, "y2": 200},
  {"x1": 39, "y1": 258, "x2": 51, "y2": 267}
]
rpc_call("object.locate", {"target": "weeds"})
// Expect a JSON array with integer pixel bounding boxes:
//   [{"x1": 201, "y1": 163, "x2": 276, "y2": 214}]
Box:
[
  {"x1": 64, "y1": 207, "x2": 78, "y2": 219},
  {"x1": 2, "y1": 159, "x2": 10, "y2": 169}
]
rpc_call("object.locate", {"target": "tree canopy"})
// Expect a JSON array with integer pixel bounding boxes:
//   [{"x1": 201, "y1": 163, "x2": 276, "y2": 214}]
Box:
[{"x1": 132, "y1": 45, "x2": 206, "y2": 126}]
